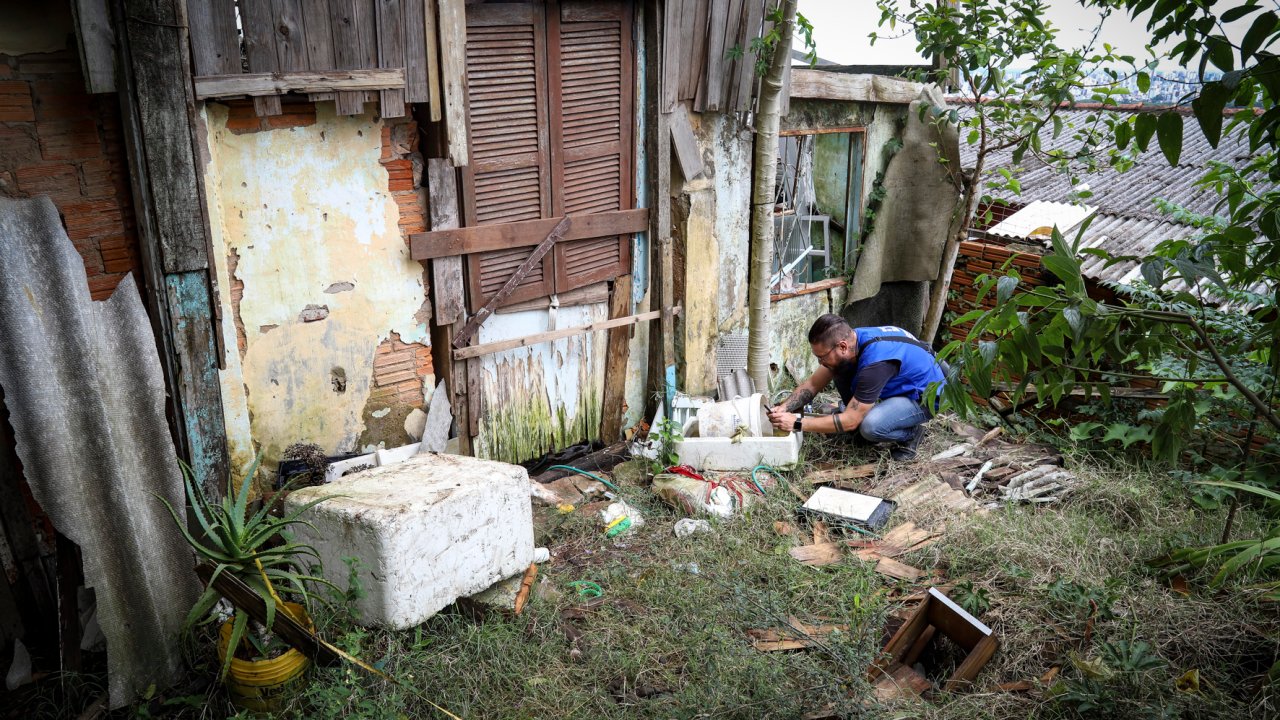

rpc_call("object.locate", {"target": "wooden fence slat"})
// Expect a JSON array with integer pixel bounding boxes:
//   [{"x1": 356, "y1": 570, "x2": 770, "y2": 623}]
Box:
[
  {"x1": 300, "y1": 1, "x2": 337, "y2": 71},
  {"x1": 424, "y1": 0, "x2": 443, "y2": 121},
  {"x1": 375, "y1": 0, "x2": 407, "y2": 117},
  {"x1": 240, "y1": 0, "x2": 283, "y2": 115},
  {"x1": 328, "y1": 0, "x2": 369, "y2": 114},
  {"x1": 661, "y1": 0, "x2": 682, "y2": 112},
  {"x1": 437, "y1": 0, "x2": 468, "y2": 165},
  {"x1": 187, "y1": 0, "x2": 240, "y2": 76},
  {"x1": 715, "y1": 0, "x2": 743, "y2": 110},
  {"x1": 271, "y1": 0, "x2": 310, "y2": 72},
  {"x1": 703, "y1": 0, "x2": 729, "y2": 112},
  {"x1": 686, "y1": 0, "x2": 711, "y2": 101},
  {"x1": 403, "y1": 0, "x2": 430, "y2": 103},
  {"x1": 735, "y1": 0, "x2": 765, "y2": 111},
  {"x1": 194, "y1": 69, "x2": 406, "y2": 99}
]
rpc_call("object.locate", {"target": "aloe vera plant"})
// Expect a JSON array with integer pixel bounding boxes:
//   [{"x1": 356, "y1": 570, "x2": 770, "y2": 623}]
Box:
[{"x1": 158, "y1": 454, "x2": 339, "y2": 677}]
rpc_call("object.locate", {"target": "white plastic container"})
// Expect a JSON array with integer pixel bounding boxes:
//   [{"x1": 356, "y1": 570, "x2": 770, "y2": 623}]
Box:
[{"x1": 695, "y1": 393, "x2": 769, "y2": 438}]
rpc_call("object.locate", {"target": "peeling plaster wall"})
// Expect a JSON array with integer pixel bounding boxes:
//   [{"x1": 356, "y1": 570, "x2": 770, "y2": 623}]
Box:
[
  {"x1": 770, "y1": 286, "x2": 847, "y2": 387},
  {"x1": 201, "y1": 103, "x2": 430, "y2": 476},
  {"x1": 473, "y1": 305, "x2": 608, "y2": 464},
  {"x1": 676, "y1": 111, "x2": 753, "y2": 396}
]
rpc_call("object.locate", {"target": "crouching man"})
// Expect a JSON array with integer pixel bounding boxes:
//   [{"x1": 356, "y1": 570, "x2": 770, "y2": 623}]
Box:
[{"x1": 767, "y1": 314, "x2": 945, "y2": 460}]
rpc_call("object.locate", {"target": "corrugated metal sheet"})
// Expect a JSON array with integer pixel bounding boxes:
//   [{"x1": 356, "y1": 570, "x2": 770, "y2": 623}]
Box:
[
  {"x1": 986, "y1": 200, "x2": 1096, "y2": 240},
  {"x1": 959, "y1": 106, "x2": 1270, "y2": 291},
  {"x1": 0, "y1": 196, "x2": 198, "y2": 707}
]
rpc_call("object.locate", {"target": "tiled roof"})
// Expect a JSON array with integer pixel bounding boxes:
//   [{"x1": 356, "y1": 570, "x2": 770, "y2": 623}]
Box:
[{"x1": 957, "y1": 106, "x2": 1267, "y2": 292}]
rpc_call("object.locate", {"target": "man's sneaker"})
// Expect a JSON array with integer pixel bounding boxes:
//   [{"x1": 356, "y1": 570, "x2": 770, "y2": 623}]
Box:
[{"x1": 890, "y1": 425, "x2": 926, "y2": 461}]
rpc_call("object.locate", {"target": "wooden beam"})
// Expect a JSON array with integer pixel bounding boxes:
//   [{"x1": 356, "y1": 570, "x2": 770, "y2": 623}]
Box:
[
  {"x1": 424, "y1": 0, "x2": 443, "y2": 121},
  {"x1": 424, "y1": 158, "x2": 470, "y2": 455},
  {"x1": 452, "y1": 216, "x2": 572, "y2": 349},
  {"x1": 375, "y1": 0, "x2": 407, "y2": 117},
  {"x1": 72, "y1": 0, "x2": 116, "y2": 93},
  {"x1": 410, "y1": 208, "x2": 649, "y2": 260},
  {"x1": 788, "y1": 69, "x2": 924, "y2": 104},
  {"x1": 646, "y1": 0, "x2": 676, "y2": 419},
  {"x1": 669, "y1": 104, "x2": 704, "y2": 182},
  {"x1": 600, "y1": 275, "x2": 633, "y2": 442},
  {"x1": 455, "y1": 308, "x2": 680, "y2": 361},
  {"x1": 193, "y1": 68, "x2": 407, "y2": 99},
  {"x1": 436, "y1": 0, "x2": 469, "y2": 166}
]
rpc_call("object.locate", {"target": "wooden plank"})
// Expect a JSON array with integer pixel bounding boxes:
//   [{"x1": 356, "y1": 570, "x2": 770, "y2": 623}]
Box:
[
  {"x1": 945, "y1": 635, "x2": 999, "y2": 690},
  {"x1": 454, "y1": 308, "x2": 677, "y2": 361},
  {"x1": 646, "y1": 0, "x2": 675, "y2": 420},
  {"x1": 196, "y1": 563, "x2": 342, "y2": 666},
  {"x1": 437, "y1": 0, "x2": 469, "y2": 165},
  {"x1": 452, "y1": 217, "x2": 572, "y2": 349},
  {"x1": 901, "y1": 625, "x2": 936, "y2": 668},
  {"x1": 271, "y1": 0, "x2": 310, "y2": 72},
  {"x1": 403, "y1": 0, "x2": 430, "y2": 103},
  {"x1": 683, "y1": 0, "x2": 709, "y2": 99},
  {"x1": 466, "y1": 356, "x2": 480, "y2": 437},
  {"x1": 714, "y1": 0, "x2": 744, "y2": 110},
  {"x1": 600, "y1": 274, "x2": 633, "y2": 443},
  {"x1": 669, "y1": 104, "x2": 703, "y2": 182},
  {"x1": 702, "y1": 0, "x2": 729, "y2": 111},
  {"x1": 789, "y1": 542, "x2": 842, "y2": 567},
  {"x1": 426, "y1": 159, "x2": 465, "y2": 325},
  {"x1": 186, "y1": 0, "x2": 240, "y2": 76},
  {"x1": 660, "y1": 0, "x2": 682, "y2": 112},
  {"x1": 874, "y1": 665, "x2": 931, "y2": 701},
  {"x1": 328, "y1": 0, "x2": 374, "y2": 115},
  {"x1": 788, "y1": 69, "x2": 923, "y2": 104},
  {"x1": 498, "y1": 281, "x2": 608, "y2": 314},
  {"x1": 240, "y1": 0, "x2": 284, "y2": 115},
  {"x1": 424, "y1": 0, "x2": 443, "y2": 121},
  {"x1": 375, "y1": 0, "x2": 407, "y2": 117},
  {"x1": 734, "y1": 0, "x2": 765, "y2": 111},
  {"x1": 926, "y1": 587, "x2": 991, "y2": 651},
  {"x1": 806, "y1": 463, "x2": 877, "y2": 485},
  {"x1": 871, "y1": 594, "x2": 931, "y2": 680},
  {"x1": 875, "y1": 557, "x2": 924, "y2": 582},
  {"x1": 194, "y1": 69, "x2": 408, "y2": 99},
  {"x1": 71, "y1": 0, "x2": 116, "y2": 93},
  {"x1": 300, "y1": 1, "x2": 337, "y2": 71},
  {"x1": 411, "y1": 209, "x2": 650, "y2": 260}
]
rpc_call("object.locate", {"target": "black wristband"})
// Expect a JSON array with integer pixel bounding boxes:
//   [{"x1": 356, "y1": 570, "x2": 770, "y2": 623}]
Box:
[{"x1": 793, "y1": 415, "x2": 803, "y2": 432}]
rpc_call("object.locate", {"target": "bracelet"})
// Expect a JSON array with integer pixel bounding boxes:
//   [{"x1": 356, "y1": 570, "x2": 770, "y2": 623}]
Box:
[
  {"x1": 832, "y1": 412, "x2": 844, "y2": 434},
  {"x1": 792, "y1": 414, "x2": 803, "y2": 432}
]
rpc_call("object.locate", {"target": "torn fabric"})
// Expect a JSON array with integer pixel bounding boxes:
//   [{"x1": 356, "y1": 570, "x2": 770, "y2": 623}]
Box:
[
  {"x1": 0, "y1": 196, "x2": 198, "y2": 708},
  {"x1": 850, "y1": 85, "x2": 964, "y2": 302}
]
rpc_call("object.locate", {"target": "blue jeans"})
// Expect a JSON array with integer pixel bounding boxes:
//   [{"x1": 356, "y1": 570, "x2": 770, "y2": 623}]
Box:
[{"x1": 859, "y1": 396, "x2": 929, "y2": 443}]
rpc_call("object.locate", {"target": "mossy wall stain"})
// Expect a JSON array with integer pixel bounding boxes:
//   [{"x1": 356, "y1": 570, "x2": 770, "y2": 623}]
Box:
[
  {"x1": 201, "y1": 103, "x2": 429, "y2": 477},
  {"x1": 473, "y1": 306, "x2": 606, "y2": 464}
]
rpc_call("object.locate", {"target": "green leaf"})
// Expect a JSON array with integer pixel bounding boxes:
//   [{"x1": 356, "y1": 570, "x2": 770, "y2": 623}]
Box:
[
  {"x1": 1206, "y1": 36, "x2": 1234, "y2": 72},
  {"x1": 1242, "y1": 12, "x2": 1278, "y2": 62},
  {"x1": 1063, "y1": 306, "x2": 1084, "y2": 339},
  {"x1": 1157, "y1": 112, "x2": 1184, "y2": 165},
  {"x1": 1140, "y1": 258, "x2": 1164, "y2": 287},
  {"x1": 1192, "y1": 83, "x2": 1230, "y2": 147},
  {"x1": 1193, "y1": 480, "x2": 1280, "y2": 504},
  {"x1": 1115, "y1": 120, "x2": 1130, "y2": 150},
  {"x1": 1069, "y1": 421, "x2": 1102, "y2": 440},
  {"x1": 1042, "y1": 255, "x2": 1085, "y2": 296},
  {"x1": 1136, "y1": 71, "x2": 1150, "y2": 94},
  {"x1": 996, "y1": 275, "x2": 1018, "y2": 304},
  {"x1": 1222, "y1": 4, "x2": 1262, "y2": 23},
  {"x1": 1134, "y1": 113, "x2": 1157, "y2": 152}
]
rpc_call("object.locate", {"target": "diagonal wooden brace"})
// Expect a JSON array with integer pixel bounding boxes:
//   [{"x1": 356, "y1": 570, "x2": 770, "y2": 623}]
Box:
[{"x1": 452, "y1": 215, "x2": 572, "y2": 349}]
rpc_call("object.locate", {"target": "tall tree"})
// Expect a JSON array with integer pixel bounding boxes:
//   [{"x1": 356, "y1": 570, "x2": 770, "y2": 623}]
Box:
[{"x1": 747, "y1": 0, "x2": 798, "y2": 393}]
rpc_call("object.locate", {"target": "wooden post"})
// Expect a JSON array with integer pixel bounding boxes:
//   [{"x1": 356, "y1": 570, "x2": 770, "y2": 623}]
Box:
[
  {"x1": 425, "y1": 159, "x2": 472, "y2": 455},
  {"x1": 600, "y1": 275, "x2": 634, "y2": 442},
  {"x1": 113, "y1": 0, "x2": 229, "y2": 491},
  {"x1": 645, "y1": 0, "x2": 675, "y2": 420}
]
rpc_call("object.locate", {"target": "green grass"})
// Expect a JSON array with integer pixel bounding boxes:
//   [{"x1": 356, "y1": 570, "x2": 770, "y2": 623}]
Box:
[{"x1": 108, "y1": 422, "x2": 1279, "y2": 719}]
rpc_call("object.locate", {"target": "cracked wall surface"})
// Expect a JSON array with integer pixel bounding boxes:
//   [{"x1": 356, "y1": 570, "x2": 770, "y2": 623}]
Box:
[{"x1": 201, "y1": 102, "x2": 432, "y2": 478}]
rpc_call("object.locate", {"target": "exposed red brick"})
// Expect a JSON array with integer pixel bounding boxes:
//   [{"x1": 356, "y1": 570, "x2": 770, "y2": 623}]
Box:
[
  {"x1": 0, "y1": 80, "x2": 34, "y2": 122},
  {"x1": 36, "y1": 118, "x2": 101, "y2": 161},
  {"x1": 87, "y1": 273, "x2": 125, "y2": 300},
  {"x1": 62, "y1": 198, "x2": 126, "y2": 240},
  {"x1": 15, "y1": 163, "x2": 79, "y2": 203},
  {"x1": 0, "y1": 65, "x2": 13, "y2": 78}
]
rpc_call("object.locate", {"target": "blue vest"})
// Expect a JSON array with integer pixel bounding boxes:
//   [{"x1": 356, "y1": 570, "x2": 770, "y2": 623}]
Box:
[{"x1": 840, "y1": 326, "x2": 945, "y2": 403}]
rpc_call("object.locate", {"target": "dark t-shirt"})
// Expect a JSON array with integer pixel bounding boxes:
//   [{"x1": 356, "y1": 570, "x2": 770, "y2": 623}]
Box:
[{"x1": 836, "y1": 360, "x2": 901, "y2": 405}]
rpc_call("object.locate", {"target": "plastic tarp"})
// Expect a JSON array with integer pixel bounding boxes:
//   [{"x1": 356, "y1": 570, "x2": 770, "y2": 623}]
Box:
[{"x1": 0, "y1": 196, "x2": 198, "y2": 708}]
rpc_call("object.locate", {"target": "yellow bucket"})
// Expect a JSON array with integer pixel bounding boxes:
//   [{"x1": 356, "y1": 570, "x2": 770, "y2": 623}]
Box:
[{"x1": 217, "y1": 602, "x2": 312, "y2": 713}]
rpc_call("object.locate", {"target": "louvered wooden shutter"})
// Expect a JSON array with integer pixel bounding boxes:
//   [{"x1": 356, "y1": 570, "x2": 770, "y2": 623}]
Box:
[
  {"x1": 549, "y1": 0, "x2": 634, "y2": 292},
  {"x1": 462, "y1": 3, "x2": 554, "y2": 309}
]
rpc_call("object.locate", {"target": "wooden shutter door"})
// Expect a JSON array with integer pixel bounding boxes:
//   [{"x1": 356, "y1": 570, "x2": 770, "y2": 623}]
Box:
[
  {"x1": 548, "y1": 0, "x2": 634, "y2": 292},
  {"x1": 462, "y1": 3, "x2": 554, "y2": 310}
]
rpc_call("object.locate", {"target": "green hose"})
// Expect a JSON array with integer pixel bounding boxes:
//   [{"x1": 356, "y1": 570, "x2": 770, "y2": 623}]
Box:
[{"x1": 547, "y1": 465, "x2": 621, "y2": 492}]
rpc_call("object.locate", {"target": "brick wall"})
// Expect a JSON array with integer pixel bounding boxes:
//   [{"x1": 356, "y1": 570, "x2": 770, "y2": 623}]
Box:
[
  {"x1": 945, "y1": 240, "x2": 1047, "y2": 341},
  {"x1": 0, "y1": 50, "x2": 140, "y2": 301}
]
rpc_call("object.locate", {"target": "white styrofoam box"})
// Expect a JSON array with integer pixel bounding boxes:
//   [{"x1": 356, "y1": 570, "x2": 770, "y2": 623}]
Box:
[
  {"x1": 285, "y1": 453, "x2": 534, "y2": 629},
  {"x1": 674, "y1": 416, "x2": 802, "y2": 471}
]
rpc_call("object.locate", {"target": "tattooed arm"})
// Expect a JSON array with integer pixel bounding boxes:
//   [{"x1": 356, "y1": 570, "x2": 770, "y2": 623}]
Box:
[{"x1": 771, "y1": 366, "x2": 834, "y2": 414}]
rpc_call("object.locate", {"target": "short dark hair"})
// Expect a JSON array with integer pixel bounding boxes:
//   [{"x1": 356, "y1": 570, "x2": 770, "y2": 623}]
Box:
[{"x1": 808, "y1": 313, "x2": 853, "y2": 347}]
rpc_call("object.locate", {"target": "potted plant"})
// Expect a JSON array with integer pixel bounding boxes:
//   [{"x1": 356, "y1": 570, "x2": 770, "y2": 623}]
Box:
[{"x1": 160, "y1": 455, "x2": 339, "y2": 712}]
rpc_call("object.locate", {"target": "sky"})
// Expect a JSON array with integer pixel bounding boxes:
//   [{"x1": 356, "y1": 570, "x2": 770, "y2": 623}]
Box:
[{"x1": 797, "y1": 0, "x2": 1255, "y2": 68}]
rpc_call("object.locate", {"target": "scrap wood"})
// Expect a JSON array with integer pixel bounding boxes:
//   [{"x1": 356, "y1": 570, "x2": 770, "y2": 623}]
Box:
[
  {"x1": 513, "y1": 562, "x2": 538, "y2": 615},
  {"x1": 748, "y1": 618, "x2": 849, "y2": 652},
  {"x1": 790, "y1": 543, "x2": 843, "y2": 567},
  {"x1": 811, "y1": 519, "x2": 831, "y2": 545},
  {"x1": 773, "y1": 520, "x2": 796, "y2": 536},
  {"x1": 975, "y1": 426, "x2": 1003, "y2": 447},
  {"x1": 873, "y1": 664, "x2": 932, "y2": 701},
  {"x1": 806, "y1": 463, "x2": 877, "y2": 485},
  {"x1": 875, "y1": 557, "x2": 925, "y2": 582},
  {"x1": 931, "y1": 443, "x2": 973, "y2": 460}
]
